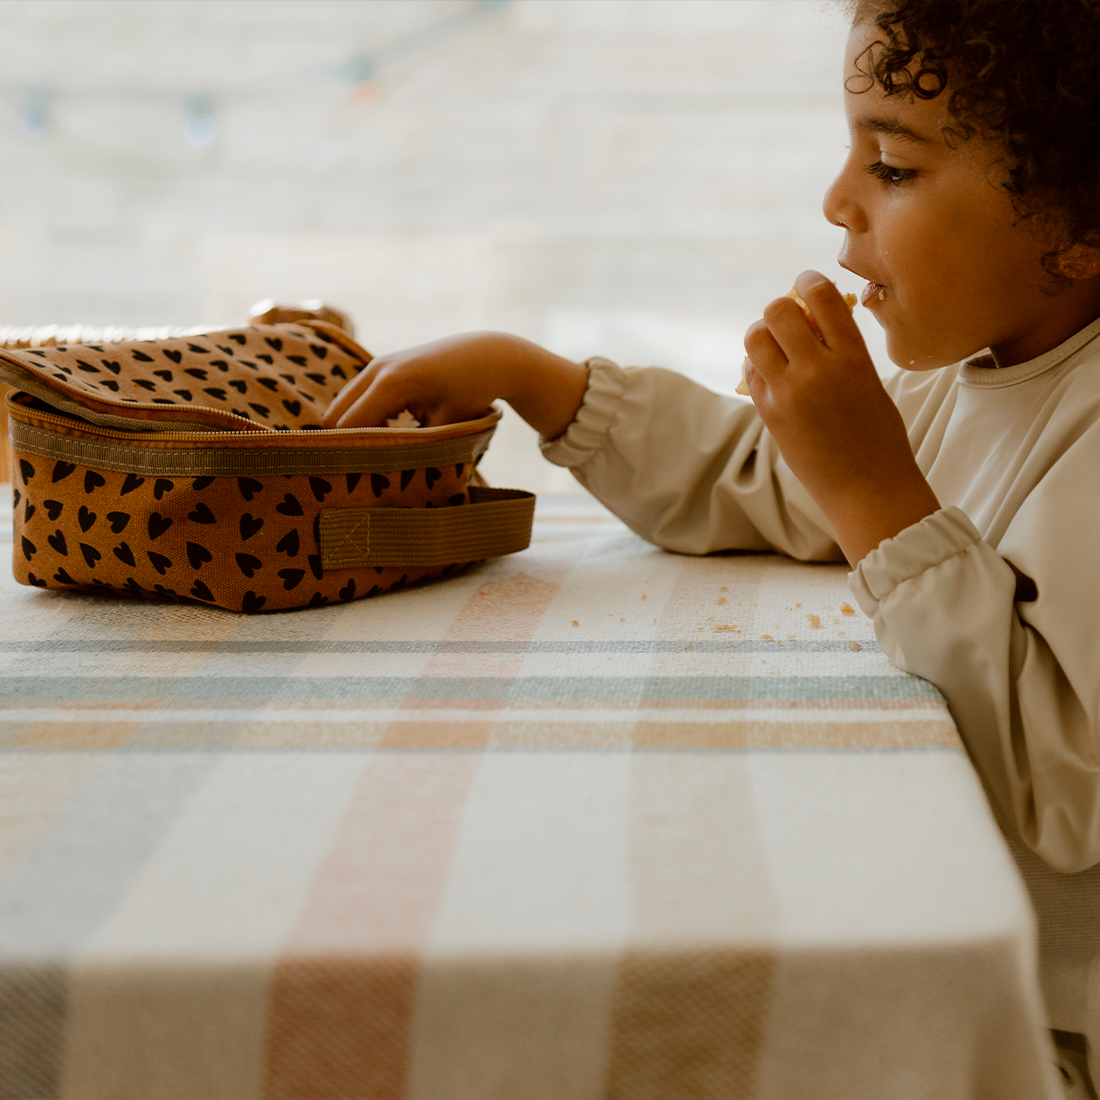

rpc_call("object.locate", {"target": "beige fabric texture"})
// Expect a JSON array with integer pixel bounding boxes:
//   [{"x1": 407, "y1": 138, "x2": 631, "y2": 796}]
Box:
[{"x1": 542, "y1": 316, "x2": 1100, "y2": 1071}]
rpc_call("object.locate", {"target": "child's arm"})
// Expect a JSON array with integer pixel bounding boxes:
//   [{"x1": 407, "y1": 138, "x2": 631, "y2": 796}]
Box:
[
  {"x1": 745, "y1": 271, "x2": 1100, "y2": 872},
  {"x1": 321, "y1": 331, "x2": 589, "y2": 439},
  {"x1": 323, "y1": 323, "x2": 849, "y2": 564},
  {"x1": 742, "y1": 270, "x2": 942, "y2": 566}
]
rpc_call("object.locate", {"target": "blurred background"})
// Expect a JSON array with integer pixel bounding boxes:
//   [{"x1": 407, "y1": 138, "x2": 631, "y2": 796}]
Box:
[{"x1": 0, "y1": 0, "x2": 883, "y2": 490}]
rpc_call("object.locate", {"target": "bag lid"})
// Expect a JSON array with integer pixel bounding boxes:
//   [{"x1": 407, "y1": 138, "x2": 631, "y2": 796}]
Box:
[{"x1": 0, "y1": 320, "x2": 371, "y2": 434}]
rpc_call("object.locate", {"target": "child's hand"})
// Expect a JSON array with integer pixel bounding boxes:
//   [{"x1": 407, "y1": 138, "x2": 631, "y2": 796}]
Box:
[
  {"x1": 743, "y1": 270, "x2": 941, "y2": 565},
  {"x1": 322, "y1": 331, "x2": 589, "y2": 439}
]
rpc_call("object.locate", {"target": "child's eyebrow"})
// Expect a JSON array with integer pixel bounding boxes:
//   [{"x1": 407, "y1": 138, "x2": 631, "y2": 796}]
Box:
[{"x1": 855, "y1": 116, "x2": 930, "y2": 144}]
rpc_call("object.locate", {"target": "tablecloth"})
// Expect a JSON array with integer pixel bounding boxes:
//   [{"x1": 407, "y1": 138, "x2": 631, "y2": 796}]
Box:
[{"x1": 0, "y1": 491, "x2": 1060, "y2": 1100}]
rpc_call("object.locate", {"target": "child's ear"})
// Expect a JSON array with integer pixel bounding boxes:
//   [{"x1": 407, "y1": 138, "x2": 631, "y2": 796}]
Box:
[{"x1": 1050, "y1": 241, "x2": 1100, "y2": 281}]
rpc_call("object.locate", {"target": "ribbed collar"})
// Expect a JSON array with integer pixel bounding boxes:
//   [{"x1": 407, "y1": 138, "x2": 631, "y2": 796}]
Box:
[{"x1": 958, "y1": 313, "x2": 1100, "y2": 388}]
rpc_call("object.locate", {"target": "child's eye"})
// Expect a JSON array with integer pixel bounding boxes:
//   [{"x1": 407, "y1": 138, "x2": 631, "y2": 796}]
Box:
[{"x1": 867, "y1": 159, "x2": 917, "y2": 186}]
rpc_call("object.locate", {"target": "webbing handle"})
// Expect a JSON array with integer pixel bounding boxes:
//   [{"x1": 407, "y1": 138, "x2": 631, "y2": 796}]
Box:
[{"x1": 319, "y1": 486, "x2": 536, "y2": 570}]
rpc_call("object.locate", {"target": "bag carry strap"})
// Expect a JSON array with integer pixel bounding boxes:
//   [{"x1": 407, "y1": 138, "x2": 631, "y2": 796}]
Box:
[{"x1": 318, "y1": 486, "x2": 536, "y2": 570}]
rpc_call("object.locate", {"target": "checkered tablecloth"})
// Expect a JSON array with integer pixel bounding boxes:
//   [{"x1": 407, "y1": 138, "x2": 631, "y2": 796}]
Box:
[{"x1": 0, "y1": 492, "x2": 1060, "y2": 1100}]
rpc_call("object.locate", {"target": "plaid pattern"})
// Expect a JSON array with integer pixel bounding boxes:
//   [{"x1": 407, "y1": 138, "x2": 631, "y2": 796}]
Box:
[{"x1": 0, "y1": 494, "x2": 1059, "y2": 1099}]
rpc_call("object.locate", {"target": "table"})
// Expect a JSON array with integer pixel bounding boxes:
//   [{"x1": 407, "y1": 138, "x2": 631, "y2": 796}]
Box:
[{"x1": 0, "y1": 491, "x2": 1061, "y2": 1100}]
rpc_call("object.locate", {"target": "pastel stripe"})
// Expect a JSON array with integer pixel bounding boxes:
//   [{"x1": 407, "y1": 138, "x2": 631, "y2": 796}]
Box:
[
  {"x1": 260, "y1": 753, "x2": 481, "y2": 1100},
  {"x1": 61, "y1": 754, "x2": 368, "y2": 1100},
  {"x1": 748, "y1": 757, "x2": 1049, "y2": 1100},
  {"x1": 407, "y1": 753, "x2": 632, "y2": 1100},
  {"x1": 378, "y1": 528, "x2": 593, "y2": 751},
  {"x1": 0, "y1": 753, "x2": 109, "y2": 882},
  {"x1": 602, "y1": 756, "x2": 777, "y2": 1099},
  {"x1": 0, "y1": 673, "x2": 940, "y2": 703},
  {"x1": 0, "y1": 754, "x2": 221, "y2": 1099}
]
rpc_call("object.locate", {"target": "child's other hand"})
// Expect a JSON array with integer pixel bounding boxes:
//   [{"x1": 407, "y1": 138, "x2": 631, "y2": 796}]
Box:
[
  {"x1": 743, "y1": 270, "x2": 940, "y2": 565},
  {"x1": 322, "y1": 331, "x2": 589, "y2": 439}
]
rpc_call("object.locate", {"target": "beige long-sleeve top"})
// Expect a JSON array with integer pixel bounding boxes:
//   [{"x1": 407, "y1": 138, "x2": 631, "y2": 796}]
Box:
[{"x1": 542, "y1": 315, "x2": 1100, "y2": 873}]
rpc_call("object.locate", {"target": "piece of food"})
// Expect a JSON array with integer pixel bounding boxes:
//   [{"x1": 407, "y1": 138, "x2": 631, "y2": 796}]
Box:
[{"x1": 736, "y1": 286, "x2": 857, "y2": 396}]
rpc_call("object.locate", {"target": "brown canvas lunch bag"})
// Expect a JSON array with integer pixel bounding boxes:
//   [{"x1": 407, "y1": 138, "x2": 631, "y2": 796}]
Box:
[{"x1": 1, "y1": 321, "x2": 534, "y2": 612}]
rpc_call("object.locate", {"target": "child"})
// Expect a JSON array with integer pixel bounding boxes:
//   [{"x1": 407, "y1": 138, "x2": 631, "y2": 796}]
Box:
[{"x1": 324, "y1": 0, "x2": 1100, "y2": 879}]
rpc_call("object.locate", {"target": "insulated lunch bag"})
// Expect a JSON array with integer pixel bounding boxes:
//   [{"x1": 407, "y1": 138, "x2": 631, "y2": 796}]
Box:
[{"x1": 1, "y1": 320, "x2": 534, "y2": 612}]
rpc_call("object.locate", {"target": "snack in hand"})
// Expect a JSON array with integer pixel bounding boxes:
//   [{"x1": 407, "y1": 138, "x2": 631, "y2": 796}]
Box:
[{"x1": 736, "y1": 286, "x2": 858, "y2": 396}]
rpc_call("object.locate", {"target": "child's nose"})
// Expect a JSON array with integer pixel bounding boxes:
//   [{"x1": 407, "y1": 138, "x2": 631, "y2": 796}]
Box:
[{"x1": 822, "y1": 160, "x2": 867, "y2": 234}]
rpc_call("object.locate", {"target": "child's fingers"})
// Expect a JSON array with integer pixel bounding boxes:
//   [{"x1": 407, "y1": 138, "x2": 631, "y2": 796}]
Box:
[
  {"x1": 743, "y1": 318, "x2": 788, "y2": 385},
  {"x1": 793, "y1": 270, "x2": 858, "y2": 349},
  {"x1": 332, "y1": 371, "x2": 417, "y2": 429},
  {"x1": 322, "y1": 362, "x2": 382, "y2": 427},
  {"x1": 759, "y1": 295, "x2": 822, "y2": 364}
]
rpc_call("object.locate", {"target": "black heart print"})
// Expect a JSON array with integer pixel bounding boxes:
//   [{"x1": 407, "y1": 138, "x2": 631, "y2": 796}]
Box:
[
  {"x1": 238, "y1": 477, "x2": 263, "y2": 501},
  {"x1": 239, "y1": 514, "x2": 264, "y2": 540},
  {"x1": 241, "y1": 591, "x2": 266, "y2": 613},
  {"x1": 148, "y1": 513, "x2": 173, "y2": 540},
  {"x1": 277, "y1": 568, "x2": 305, "y2": 590},
  {"x1": 147, "y1": 551, "x2": 173, "y2": 575},
  {"x1": 235, "y1": 553, "x2": 262, "y2": 578},
  {"x1": 275, "y1": 529, "x2": 299, "y2": 557},
  {"x1": 190, "y1": 580, "x2": 215, "y2": 602},
  {"x1": 186, "y1": 542, "x2": 213, "y2": 569}
]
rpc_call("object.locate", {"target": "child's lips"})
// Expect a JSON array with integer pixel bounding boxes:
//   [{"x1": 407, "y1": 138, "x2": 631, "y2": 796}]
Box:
[{"x1": 861, "y1": 281, "x2": 886, "y2": 307}]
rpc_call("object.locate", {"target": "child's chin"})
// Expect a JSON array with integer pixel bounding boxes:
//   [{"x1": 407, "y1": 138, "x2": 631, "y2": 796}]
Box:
[{"x1": 885, "y1": 335, "x2": 944, "y2": 372}]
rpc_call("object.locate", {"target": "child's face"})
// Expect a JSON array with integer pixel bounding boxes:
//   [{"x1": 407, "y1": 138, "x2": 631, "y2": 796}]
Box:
[{"x1": 824, "y1": 21, "x2": 1061, "y2": 370}]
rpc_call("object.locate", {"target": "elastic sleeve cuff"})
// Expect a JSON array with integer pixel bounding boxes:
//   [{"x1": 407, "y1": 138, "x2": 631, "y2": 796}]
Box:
[
  {"x1": 539, "y1": 357, "x2": 626, "y2": 468},
  {"x1": 848, "y1": 505, "x2": 982, "y2": 616}
]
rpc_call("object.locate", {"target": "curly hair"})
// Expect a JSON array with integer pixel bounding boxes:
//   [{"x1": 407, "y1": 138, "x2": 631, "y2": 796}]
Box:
[{"x1": 841, "y1": 0, "x2": 1100, "y2": 267}]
